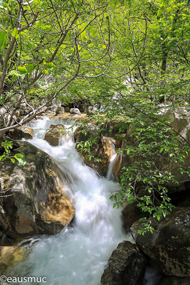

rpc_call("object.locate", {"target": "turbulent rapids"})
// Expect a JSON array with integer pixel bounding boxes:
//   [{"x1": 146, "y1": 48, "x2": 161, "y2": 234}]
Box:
[{"x1": 7, "y1": 117, "x2": 128, "y2": 285}]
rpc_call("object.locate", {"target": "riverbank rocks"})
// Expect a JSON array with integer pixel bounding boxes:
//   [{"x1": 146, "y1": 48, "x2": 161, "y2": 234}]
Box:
[
  {"x1": 131, "y1": 207, "x2": 190, "y2": 277},
  {"x1": 0, "y1": 246, "x2": 26, "y2": 273},
  {"x1": 74, "y1": 123, "x2": 115, "y2": 176},
  {"x1": 101, "y1": 241, "x2": 147, "y2": 285},
  {"x1": 56, "y1": 106, "x2": 65, "y2": 115},
  {"x1": 70, "y1": 108, "x2": 81, "y2": 116},
  {"x1": 44, "y1": 124, "x2": 65, "y2": 146},
  {"x1": 122, "y1": 201, "x2": 149, "y2": 231},
  {"x1": 163, "y1": 107, "x2": 190, "y2": 134},
  {"x1": 0, "y1": 140, "x2": 75, "y2": 245},
  {"x1": 8, "y1": 126, "x2": 33, "y2": 140}
]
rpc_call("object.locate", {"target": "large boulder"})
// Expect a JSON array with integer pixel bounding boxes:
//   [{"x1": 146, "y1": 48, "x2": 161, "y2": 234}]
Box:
[
  {"x1": 8, "y1": 126, "x2": 33, "y2": 140},
  {"x1": 0, "y1": 140, "x2": 75, "y2": 245},
  {"x1": 101, "y1": 241, "x2": 147, "y2": 285},
  {"x1": 131, "y1": 207, "x2": 190, "y2": 277},
  {"x1": 122, "y1": 201, "x2": 149, "y2": 232},
  {"x1": 44, "y1": 124, "x2": 65, "y2": 146}
]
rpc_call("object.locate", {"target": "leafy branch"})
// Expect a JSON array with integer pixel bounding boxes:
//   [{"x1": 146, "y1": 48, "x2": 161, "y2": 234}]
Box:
[{"x1": 0, "y1": 140, "x2": 25, "y2": 166}]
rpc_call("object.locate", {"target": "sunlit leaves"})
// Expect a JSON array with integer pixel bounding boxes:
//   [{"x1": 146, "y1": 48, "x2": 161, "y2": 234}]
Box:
[
  {"x1": 12, "y1": 27, "x2": 18, "y2": 39},
  {"x1": 0, "y1": 141, "x2": 26, "y2": 166},
  {"x1": 26, "y1": 64, "x2": 35, "y2": 74},
  {"x1": 0, "y1": 30, "x2": 7, "y2": 48},
  {"x1": 17, "y1": 66, "x2": 28, "y2": 74},
  {"x1": 14, "y1": 153, "x2": 26, "y2": 166}
]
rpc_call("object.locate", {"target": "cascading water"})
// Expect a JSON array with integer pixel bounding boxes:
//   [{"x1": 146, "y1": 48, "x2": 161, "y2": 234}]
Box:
[
  {"x1": 106, "y1": 142, "x2": 117, "y2": 181},
  {"x1": 6, "y1": 117, "x2": 130, "y2": 285}
]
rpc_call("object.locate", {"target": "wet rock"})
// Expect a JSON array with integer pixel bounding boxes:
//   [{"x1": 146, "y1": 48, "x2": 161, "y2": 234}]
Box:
[
  {"x1": 122, "y1": 202, "x2": 149, "y2": 231},
  {"x1": 101, "y1": 241, "x2": 147, "y2": 285},
  {"x1": 56, "y1": 107, "x2": 65, "y2": 115},
  {"x1": 0, "y1": 141, "x2": 75, "y2": 245},
  {"x1": 8, "y1": 126, "x2": 33, "y2": 140},
  {"x1": 112, "y1": 153, "x2": 122, "y2": 179},
  {"x1": 70, "y1": 108, "x2": 81, "y2": 115},
  {"x1": 157, "y1": 276, "x2": 190, "y2": 285},
  {"x1": 101, "y1": 137, "x2": 115, "y2": 161},
  {"x1": 44, "y1": 124, "x2": 65, "y2": 146},
  {"x1": 74, "y1": 123, "x2": 99, "y2": 142},
  {"x1": 0, "y1": 246, "x2": 26, "y2": 269},
  {"x1": 65, "y1": 106, "x2": 70, "y2": 112},
  {"x1": 144, "y1": 266, "x2": 161, "y2": 285},
  {"x1": 82, "y1": 136, "x2": 115, "y2": 176},
  {"x1": 131, "y1": 207, "x2": 190, "y2": 277},
  {"x1": 114, "y1": 134, "x2": 126, "y2": 149},
  {"x1": 75, "y1": 124, "x2": 115, "y2": 176},
  {"x1": 0, "y1": 107, "x2": 6, "y2": 116}
]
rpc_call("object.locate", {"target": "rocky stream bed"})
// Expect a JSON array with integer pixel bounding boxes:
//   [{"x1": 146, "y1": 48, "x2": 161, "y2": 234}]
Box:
[{"x1": 0, "y1": 108, "x2": 190, "y2": 284}]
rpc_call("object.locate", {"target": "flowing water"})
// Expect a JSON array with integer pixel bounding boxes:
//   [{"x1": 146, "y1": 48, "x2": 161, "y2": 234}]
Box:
[
  {"x1": 6, "y1": 117, "x2": 130, "y2": 285},
  {"x1": 106, "y1": 143, "x2": 117, "y2": 181}
]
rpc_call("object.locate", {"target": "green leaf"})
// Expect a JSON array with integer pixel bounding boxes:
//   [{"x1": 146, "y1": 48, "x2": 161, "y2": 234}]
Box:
[
  {"x1": 14, "y1": 154, "x2": 26, "y2": 166},
  {"x1": 1, "y1": 141, "x2": 13, "y2": 152},
  {"x1": 0, "y1": 95, "x2": 5, "y2": 104},
  {"x1": 126, "y1": 148, "x2": 130, "y2": 155},
  {"x1": 0, "y1": 31, "x2": 7, "y2": 49},
  {"x1": 12, "y1": 28, "x2": 18, "y2": 39},
  {"x1": 46, "y1": 62, "x2": 54, "y2": 69},
  {"x1": 0, "y1": 154, "x2": 5, "y2": 161},
  {"x1": 18, "y1": 66, "x2": 28, "y2": 74},
  {"x1": 26, "y1": 64, "x2": 35, "y2": 74},
  {"x1": 11, "y1": 158, "x2": 15, "y2": 163},
  {"x1": 8, "y1": 70, "x2": 23, "y2": 77}
]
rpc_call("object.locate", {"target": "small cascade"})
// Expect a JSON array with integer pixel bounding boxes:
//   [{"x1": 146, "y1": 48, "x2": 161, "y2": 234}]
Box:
[
  {"x1": 6, "y1": 117, "x2": 130, "y2": 285},
  {"x1": 144, "y1": 266, "x2": 162, "y2": 285},
  {"x1": 106, "y1": 142, "x2": 117, "y2": 181}
]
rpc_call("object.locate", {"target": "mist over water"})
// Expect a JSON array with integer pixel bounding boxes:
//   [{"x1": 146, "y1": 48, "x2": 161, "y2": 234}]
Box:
[{"x1": 8, "y1": 117, "x2": 129, "y2": 285}]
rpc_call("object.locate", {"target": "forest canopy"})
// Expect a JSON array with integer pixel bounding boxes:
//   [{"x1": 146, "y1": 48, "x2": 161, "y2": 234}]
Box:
[{"x1": 0, "y1": 0, "x2": 190, "y2": 120}]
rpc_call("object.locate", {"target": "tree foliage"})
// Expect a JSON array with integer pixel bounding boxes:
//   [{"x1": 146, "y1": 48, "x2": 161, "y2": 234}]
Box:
[{"x1": 0, "y1": 0, "x2": 114, "y2": 134}]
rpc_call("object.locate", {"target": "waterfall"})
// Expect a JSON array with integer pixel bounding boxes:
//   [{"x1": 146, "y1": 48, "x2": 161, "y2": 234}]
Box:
[
  {"x1": 106, "y1": 144, "x2": 117, "y2": 181},
  {"x1": 7, "y1": 117, "x2": 130, "y2": 285}
]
